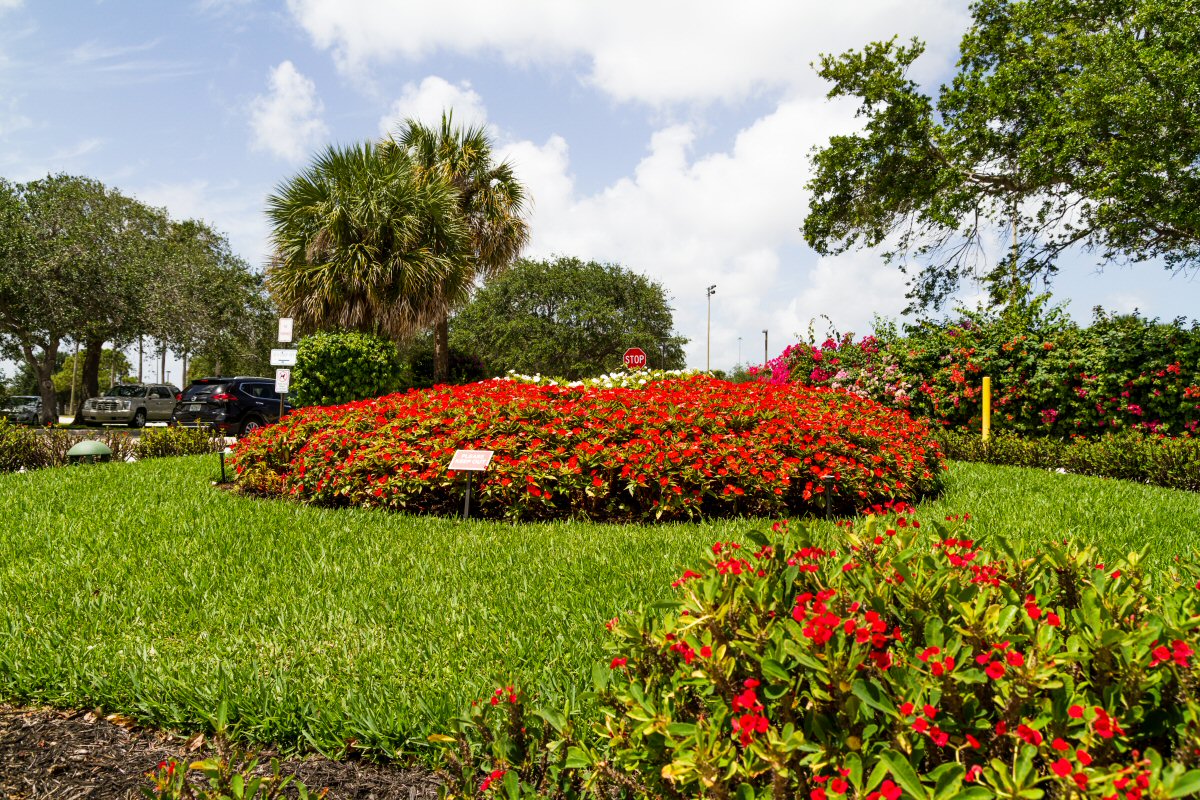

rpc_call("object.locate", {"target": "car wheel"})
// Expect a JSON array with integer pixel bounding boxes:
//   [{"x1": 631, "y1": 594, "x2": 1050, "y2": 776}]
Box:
[
  {"x1": 129, "y1": 409, "x2": 147, "y2": 429},
  {"x1": 239, "y1": 416, "x2": 264, "y2": 436}
]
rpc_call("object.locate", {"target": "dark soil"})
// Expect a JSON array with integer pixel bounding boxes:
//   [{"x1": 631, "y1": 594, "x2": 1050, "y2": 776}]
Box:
[{"x1": 0, "y1": 705, "x2": 442, "y2": 799}]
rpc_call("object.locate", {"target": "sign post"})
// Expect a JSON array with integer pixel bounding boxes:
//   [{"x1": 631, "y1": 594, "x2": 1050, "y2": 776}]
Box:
[
  {"x1": 623, "y1": 347, "x2": 647, "y2": 370},
  {"x1": 275, "y1": 317, "x2": 295, "y2": 422},
  {"x1": 448, "y1": 449, "x2": 494, "y2": 520}
]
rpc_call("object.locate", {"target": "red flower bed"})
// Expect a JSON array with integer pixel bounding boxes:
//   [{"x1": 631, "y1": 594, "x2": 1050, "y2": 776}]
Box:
[{"x1": 230, "y1": 375, "x2": 945, "y2": 521}]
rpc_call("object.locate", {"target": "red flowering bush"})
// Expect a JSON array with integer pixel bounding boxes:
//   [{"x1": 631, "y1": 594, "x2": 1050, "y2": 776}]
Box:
[
  {"x1": 437, "y1": 510, "x2": 1200, "y2": 798},
  {"x1": 229, "y1": 376, "x2": 944, "y2": 522},
  {"x1": 772, "y1": 301, "x2": 1200, "y2": 438}
]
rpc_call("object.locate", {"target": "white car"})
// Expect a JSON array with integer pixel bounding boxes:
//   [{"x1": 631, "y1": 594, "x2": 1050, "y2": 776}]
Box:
[{"x1": 81, "y1": 384, "x2": 180, "y2": 428}]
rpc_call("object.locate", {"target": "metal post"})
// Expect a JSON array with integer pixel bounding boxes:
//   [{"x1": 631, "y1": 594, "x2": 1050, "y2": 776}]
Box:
[
  {"x1": 68, "y1": 340, "x2": 79, "y2": 417},
  {"x1": 279, "y1": 392, "x2": 286, "y2": 422},
  {"x1": 763, "y1": 330, "x2": 768, "y2": 365},
  {"x1": 219, "y1": 446, "x2": 226, "y2": 483},
  {"x1": 706, "y1": 285, "x2": 716, "y2": 371},
  {"x1": 462, "y1": 472, "x2": 473, "y2": 520},
  {"x1": 982, "y1": 377, "x2": 992, "y2": 442}
]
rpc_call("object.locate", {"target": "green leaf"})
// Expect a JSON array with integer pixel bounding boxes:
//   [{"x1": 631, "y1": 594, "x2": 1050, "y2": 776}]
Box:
[
  {"x1": 878, "y1": 750, "x2": 930, "y2": 800},
  {"x1": 761, "y1": 658, "x2": 790, "y2": 682},
  {"x1": 565, "y1": 746, "x2": 591, "y2": 769},
  {"x1": 852, "y1": 679, "x2": 898, "y2": 717},
  {"x1": 1168, "y1": 770, "x2": 1200, "y2": 798}
]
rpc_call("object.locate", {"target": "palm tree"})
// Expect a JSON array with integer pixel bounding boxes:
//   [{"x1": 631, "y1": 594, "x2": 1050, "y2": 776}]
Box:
[
  {"x1": 384, "y1": 113, "x2": 530, "y2": 383},
  {"x1": 265, "y1": 141, "x2": 473, "y2": 344}
]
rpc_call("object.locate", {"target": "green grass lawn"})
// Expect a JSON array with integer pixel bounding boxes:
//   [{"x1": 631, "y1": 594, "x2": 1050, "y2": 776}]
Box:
[{"x1": 2, "y1": 455, "x2": 1198, "y2": 761}]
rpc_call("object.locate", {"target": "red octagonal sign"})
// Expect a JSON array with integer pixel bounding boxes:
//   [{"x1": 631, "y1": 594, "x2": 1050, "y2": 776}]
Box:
[{"x1": 623, "y1": 347, "x2": 648, "y2": 369}]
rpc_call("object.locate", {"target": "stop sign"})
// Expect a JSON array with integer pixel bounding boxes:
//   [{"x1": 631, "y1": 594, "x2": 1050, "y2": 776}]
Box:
[{"x1": 623, "y1": 347, "x2": 648, "y2": 369}]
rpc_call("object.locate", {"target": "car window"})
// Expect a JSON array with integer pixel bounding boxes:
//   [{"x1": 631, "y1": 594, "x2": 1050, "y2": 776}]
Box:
[
  {"x1": 183, "y1": 383, "x2": 227, "y2": 400},
  {"x1": 243, "y1": 383, "x2": 271, "y2": 398},
  {"x1": 148, "y1": 388, "x2": 165, "y2": 399},
  {"x1": 106, "y1": 386, "x2": 147, "y2": 398}
]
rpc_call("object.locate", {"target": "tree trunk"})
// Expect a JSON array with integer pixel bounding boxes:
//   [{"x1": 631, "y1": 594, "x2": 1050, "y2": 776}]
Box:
[
  {"x1": 21, "y1": 341, "x2": 60, "y2": 426},
  {"x1": 72, "y1": 338, "x2": 104, "y2": 424},
  {"x1": 181, "y1": 352, "x2": 189, "y2": 387},
  {"x1": 160, "y1": 341, "x2": 167, "y2": 384},
  {"x1": 433, "y1": 311, "x2": 450, "y2": 385}
]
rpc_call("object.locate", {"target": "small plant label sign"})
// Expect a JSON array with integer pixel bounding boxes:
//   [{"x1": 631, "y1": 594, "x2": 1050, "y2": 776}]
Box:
[{"x1": 448, "y1": 449, "x2": 493, "y2": 471}]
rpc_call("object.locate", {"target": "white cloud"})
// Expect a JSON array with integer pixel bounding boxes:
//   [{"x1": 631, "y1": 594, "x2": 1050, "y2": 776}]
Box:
[
  {"x1": 491, "y1": 96, "x2": 914, "y2": 368},
  {"x1": 131, "y1": 179, "x2": 272, "y2": 268},
  {"x1": 0, "y1": 97, "x2": 30, "y2": 137},
  {"x1": 286, "y1": 0, "x2": 968, "y2": 106},
  {"x1": 247, "y1": 60, "x2": 328, "y2": 162},
  {"x1": 378, "y1": 75, "x2": 488, "y2": 136},
  {"x1": 0, "y1": 0, "x2": 22, "y2": 11}
]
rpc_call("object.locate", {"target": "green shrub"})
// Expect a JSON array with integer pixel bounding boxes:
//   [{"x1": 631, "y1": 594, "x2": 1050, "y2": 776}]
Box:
[
  {"x1": 776, "y1": 299, "x2": 1200, "y2": 437},
  {"x1": 437, "y1": 509, "x2": 1200, "y2": 798},
  {"x1": 0, "y1": 418, "x2": 43, "y2": 471},
  {"x1": 290, "y1": 331, "x2": 407, "y2": 407},
  {"x1": 134, "y1": 427, "x2": 223, "y2": 459},
  {"x1": 940, "y1": 430, "x2": 1200, "y2": 492}
]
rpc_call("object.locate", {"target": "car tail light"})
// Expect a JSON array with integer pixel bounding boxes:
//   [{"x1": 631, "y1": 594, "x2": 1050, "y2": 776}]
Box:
[
  {"x1": 211, "y1": 392, "x2": 236, "y2": 402},
  {"x1": 175, "y1": 392, "x2": 182, "y2": 402}
]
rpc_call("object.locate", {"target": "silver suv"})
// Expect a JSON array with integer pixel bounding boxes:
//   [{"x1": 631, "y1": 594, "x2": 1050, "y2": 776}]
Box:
[{"x1": 81, "y1": 384, "x2": 180, "y2": 428}]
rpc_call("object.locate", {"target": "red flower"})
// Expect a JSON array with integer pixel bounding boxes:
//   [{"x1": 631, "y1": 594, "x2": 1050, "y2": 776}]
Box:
[
  {"x1": 1068, "y1": 705, "x2": 1084, "y2": 719},
  {"x1": 480, "y1": 768, "x2": 505, "y2": 792},
  {"x1": 1052, "y1": 738, "x2": 1070, "y2": 751},
  {"x1": 1046, "y1": 612, "x2": 1061, "y2": 627},
  {"x1": 899, "y1": 701, "x2": 914, "y2": 716},
  {"x1": 830, "y1": 778, "x2": 849, "y2": 794},
  {"x1": 1052, "y1": 758, "x2": 1072, "y2": 777},
  {"x1": 922, "y1": 703, "x2": 937, "y2": 719},
  {"x1": 965, "y1": 734, "x2": 981, "y2": 749},
  {"x1": 1077, "y1": 749, "x2": 1092, "y2": 766},
  {"x1": 985, "y1": 661, "x2": 1006, "y2": 680},
  {"x1": 610, "y1": 657, "x2": 627, "y2": 669}
]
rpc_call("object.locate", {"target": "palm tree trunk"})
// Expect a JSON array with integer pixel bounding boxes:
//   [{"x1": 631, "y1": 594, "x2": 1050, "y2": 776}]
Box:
[{"x1": 433, "y1": 311, "x2": 450, "y2": 384}]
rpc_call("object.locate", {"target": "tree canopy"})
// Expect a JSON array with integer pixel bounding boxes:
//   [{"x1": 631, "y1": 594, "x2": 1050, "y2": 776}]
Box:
[
  {"x1": 265, "y1": 141, "x2": 473, "y2": 344},
  {"x1": 0, "y1": 173, "x2": 269, "y2": 422},
  {"x1": 385, "y1": 113, "x2": 530, "y2": 383},
  {"x1": 803, "y1": 0, "x2": 1200, "y2": 309},
  {"x1": 450, "y1": 256, "x2": 688, "y2": 379}
]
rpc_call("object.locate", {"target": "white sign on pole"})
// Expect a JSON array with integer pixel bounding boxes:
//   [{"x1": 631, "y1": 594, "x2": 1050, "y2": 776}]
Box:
[
  {"x1": 448, "y1": 449, "x2": 494, "y2": 472},
  {"x1": 274, "y1": 369, "x2": 291, "y2": 394},
  {"x1": 270, "y1": 348, "x2": 298, "y2": 366},
  {"x1": 278, "y1": 317, "x2": 294, "y2": 343}
]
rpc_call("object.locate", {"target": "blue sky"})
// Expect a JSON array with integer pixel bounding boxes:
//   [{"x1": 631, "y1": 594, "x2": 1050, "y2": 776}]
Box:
[{"x1": 1, "y1": 0, "x2": 1196, "y2": 378}]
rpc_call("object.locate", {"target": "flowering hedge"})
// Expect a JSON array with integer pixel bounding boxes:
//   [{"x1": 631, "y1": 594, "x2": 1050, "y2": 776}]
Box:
[
  {"x1": 763, "y1": 302, "x2": 1200, "y2": 438},
  {"x1": 437, "y1": 509, "x2": 1200, "y2": 799},
  {"x1": 229, "y1": 376, "x2": 944, "y2": 522}
]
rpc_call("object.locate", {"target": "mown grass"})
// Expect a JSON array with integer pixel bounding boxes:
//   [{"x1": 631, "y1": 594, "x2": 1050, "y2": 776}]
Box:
[{"x1": 2, "y1": 455, "x2": 1198, "y2": 761}]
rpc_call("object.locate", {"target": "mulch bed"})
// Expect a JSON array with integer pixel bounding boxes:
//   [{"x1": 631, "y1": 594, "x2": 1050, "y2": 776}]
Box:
[{"x1": 0, "y1": 705, "x2": 442, "y2": 799}]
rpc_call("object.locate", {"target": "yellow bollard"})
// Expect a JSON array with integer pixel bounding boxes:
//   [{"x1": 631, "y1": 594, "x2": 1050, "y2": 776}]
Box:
[{"x1": 982, "y1": 377, "x2": 992, "y2": 442}]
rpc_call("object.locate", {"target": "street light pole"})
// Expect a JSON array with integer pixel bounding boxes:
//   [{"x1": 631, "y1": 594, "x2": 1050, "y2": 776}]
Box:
[
  {"x1": 738, "y1": 336, "x2": 742, "y2": 365},
  {"x1": 762, "y1": 329, "x2": 768, "y2": 366},
  {"x1": 706, "y1": 285, "x2": 716, "y2": 371}
]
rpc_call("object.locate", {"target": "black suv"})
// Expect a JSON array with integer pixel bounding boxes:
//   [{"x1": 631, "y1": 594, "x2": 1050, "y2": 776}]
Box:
[{"x1": 171, "y1": 376, "x2": 293, "y2": 436}]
